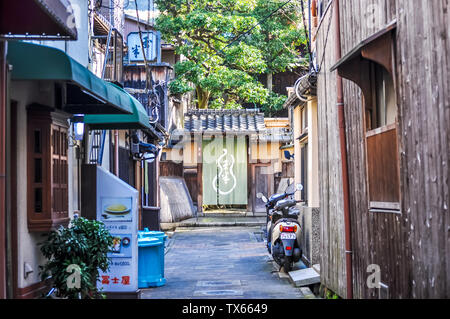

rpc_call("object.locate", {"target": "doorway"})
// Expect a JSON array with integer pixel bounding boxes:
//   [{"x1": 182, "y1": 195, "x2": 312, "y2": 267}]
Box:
[
  {"x1": 202, "y1": 136, "x2": 247, "y2": 206},
  {"x1": 252, "y1": 164, "x2": 273, "y2": 214}
]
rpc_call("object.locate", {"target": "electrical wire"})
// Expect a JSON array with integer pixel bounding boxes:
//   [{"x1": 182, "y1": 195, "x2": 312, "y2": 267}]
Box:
[
  {"x1": 299, "y1": 0, "x2": 312, "y2": 66},
  {"x1": 316, "y1": 0, "x2": 334, "y2": 73},
  {"x1": 162, "y1": 0, "x2": 296, "y2": 87},
  {"x1": 96, "y1": 0, "x2": 126, "y2": 10},
  {"x1": 220, "y1": 0, "x2": 295, "y2": 54},
  {"x1": 134, "y1": 0, "x2": 152, "y2": 91},
  {"x1": 136, "y1": 1, "x2": 309, "y2": 91},
  {"x1": 294, "y1": 74, "x2": 309, "y2": 102}
]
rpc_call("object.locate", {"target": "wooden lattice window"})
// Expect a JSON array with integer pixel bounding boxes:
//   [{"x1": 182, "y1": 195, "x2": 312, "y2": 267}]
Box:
[
  {"x1": 51, "y1": 124, "x2": 69, "y2": 217},
  {"x1": 27, "y1": 104, "x2": 70, "y2": 232}
]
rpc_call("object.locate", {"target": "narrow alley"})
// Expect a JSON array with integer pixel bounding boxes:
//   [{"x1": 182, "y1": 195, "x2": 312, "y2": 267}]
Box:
[
  {"x1": 140, "y1": 226, "x2": 312, "y2": 299},
  {"x1": 1, "y1": 0, "x2": 449, "y2": 302}
]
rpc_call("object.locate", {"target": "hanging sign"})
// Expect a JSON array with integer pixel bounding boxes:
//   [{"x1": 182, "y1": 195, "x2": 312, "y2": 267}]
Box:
[
  {"x1": 127, "y1": 31, "x2": 158, "y2": 62},
  {"x1": 202, "y1": 136, "x2": 247, "y2": 205}
]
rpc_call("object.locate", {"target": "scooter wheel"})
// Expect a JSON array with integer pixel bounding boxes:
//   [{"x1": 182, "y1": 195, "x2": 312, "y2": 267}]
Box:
[{"x1": 283, "y1": 260, "x2": 292, "y2": 272}]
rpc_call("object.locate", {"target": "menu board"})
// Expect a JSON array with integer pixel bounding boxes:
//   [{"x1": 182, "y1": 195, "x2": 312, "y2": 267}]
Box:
[{"x1": 96, "y1": 167, "x2": 138, "y2": 293}]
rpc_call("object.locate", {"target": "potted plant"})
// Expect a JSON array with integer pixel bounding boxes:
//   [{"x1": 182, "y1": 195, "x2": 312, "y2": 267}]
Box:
[{"x1": 38, "y1": 217, "x2": 114, "y2": 299}]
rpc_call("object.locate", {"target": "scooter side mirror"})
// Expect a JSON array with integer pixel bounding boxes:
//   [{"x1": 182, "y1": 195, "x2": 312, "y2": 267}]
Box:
[
  {"x1": 257, "y1": 193, "x2": 268, "y2": 203},
  {"x1": 296, "y1": 183, "x2": 303, "y2": 191}
]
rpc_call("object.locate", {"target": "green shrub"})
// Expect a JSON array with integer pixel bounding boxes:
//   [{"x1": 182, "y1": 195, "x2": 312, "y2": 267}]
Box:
[{"x1": 38, "y1": 217, "x2": 114, "y2": 299}]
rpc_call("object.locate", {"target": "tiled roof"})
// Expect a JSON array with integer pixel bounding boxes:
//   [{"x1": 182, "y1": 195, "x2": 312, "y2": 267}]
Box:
[{"x1": 184, "y1": 109, "x2": 266, "y2": 133}]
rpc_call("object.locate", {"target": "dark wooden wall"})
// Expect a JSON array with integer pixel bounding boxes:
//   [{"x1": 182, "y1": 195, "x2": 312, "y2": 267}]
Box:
[
  {"x1": 274, "y1": 161, "x2": 295, "y2": 192},
  {"x1": 123, "y1": 64, "x2": 170, "y2": 129},
  {"x1": 159, "y1": 161, "x2": 183, "y2": 177},
  {"x1": 316, "y1": 0, "x2": 449, "y2": 298},
  {"x1": 184, "y1": 165, "x2": 201, "y2": 210},
  {"x1": 339, "y1": 0, "x2": 408, "y2": 300},
  {"x1": 118, "y1": 146, "x2": 135, "y2": 187}
]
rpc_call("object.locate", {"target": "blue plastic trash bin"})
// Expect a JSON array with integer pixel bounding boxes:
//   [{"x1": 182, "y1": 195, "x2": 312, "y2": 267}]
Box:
[
  {"x1": 140, "y1": 228, "x2": 167, "y2": 277},
  {"x1": 141, "y1": 228, "x2": 167, "y2": 242},
  {"x1": 137, "y1": 234, "x2": 166, "y2": 288}
]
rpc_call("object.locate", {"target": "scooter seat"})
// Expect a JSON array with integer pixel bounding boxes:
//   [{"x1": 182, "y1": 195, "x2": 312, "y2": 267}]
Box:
[{"x1": 273, "y1": 217, "x2": 299, "y2": 226}]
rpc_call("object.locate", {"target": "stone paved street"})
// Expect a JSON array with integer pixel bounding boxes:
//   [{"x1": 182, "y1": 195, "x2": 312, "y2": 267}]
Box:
[{"x1": 139, "y1": 227, "x2": 307, "y2": 299}]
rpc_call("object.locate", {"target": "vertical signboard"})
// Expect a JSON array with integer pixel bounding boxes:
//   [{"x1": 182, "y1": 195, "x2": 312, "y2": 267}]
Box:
[
  {"x1": 96, "y1": 167, "x2": 138, "y2": 293},
  {"x1": 127, "y1": 31, "x2": 159, "y2": 62}
]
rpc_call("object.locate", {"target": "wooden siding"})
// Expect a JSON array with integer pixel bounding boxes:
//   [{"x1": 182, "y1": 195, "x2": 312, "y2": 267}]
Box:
[
  {"x1": 394, "y1": 0, "x2": 449, "y2": 298},
  {"x1": 316, "y1": 0, "x2": 449, "y2": 298},
  {"x1": 315, "y1": 2, "x2": 347, "y2": 297},
  {"x1": 274, "y1": 161, "x2": 295, "y2": 193},
  {"x1": 366, "y1": 125, "x2": 400, "y2": 204},
  {"x1": 123, "y1": 64, "x2": 171, "y2": 129},
  {"x1": 184, "y1": 166, "x2": 200, "y2": 207},
  {"x1": 160, "y1": 161, "x2": 183, "y2": 177}
]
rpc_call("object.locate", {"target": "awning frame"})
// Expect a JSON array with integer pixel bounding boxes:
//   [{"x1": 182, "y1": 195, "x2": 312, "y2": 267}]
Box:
[
  {"x1": 0, "y1": 0, "x2": 78, "y2": 40},
  {"x1": 330, "y1": 21, "x2": 397, "y2": 102},
  {"x1": 7, "y1": 41, "x2": 137, "y2": 115},
  {"x1": 83, "y1": 94, "x2": 151, "y2": 131}
]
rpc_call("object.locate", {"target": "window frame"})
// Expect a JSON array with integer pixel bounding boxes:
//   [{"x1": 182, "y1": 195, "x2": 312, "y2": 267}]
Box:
[
  {"x1": 361, "y1": 34, "x2": 401, "y2": 214},
  {"x1": 27, "y1": 104, "x2": 70, "y2": 232},
  {"x1": 331, "y1": 23, "x2": 401, "y2": 214}
]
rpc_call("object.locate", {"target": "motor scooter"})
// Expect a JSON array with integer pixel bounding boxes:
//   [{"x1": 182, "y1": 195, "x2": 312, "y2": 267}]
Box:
[
  {"x1": 257, "y1": 183, "x2": 303, "y2": 272},
  {"x1": 258, "y1": 183, "x2": 299, "y2": 225}
]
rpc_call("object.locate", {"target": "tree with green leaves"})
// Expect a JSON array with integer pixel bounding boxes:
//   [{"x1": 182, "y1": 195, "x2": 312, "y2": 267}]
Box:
[{"x1": 155, "y1": 0, "x2": 308, "y2": 113}]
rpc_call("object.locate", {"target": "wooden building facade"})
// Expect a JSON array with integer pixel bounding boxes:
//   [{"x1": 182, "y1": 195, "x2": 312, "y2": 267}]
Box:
[{"x1": 314, "y1": 0, "x2": 449, "y2": 298}]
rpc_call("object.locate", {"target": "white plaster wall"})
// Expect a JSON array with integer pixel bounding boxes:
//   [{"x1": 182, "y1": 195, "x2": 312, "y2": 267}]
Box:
[
  {"x1": 293, "y1": 106, "x2": 302, "y2": 202},
  {"x1": 41, "y1": 0, "x2": 89, "y2": 67},
  {"x1": 11, "y1": 81, "x2": 53, "y2": 288},
  {"x1": 293, "y1": 100, "x2": 320, "y2": 207},
  {"x1": 10, "y1": 0, "x2": 117, "y2": 291},
  {"x1": 101, "y1": 131, "x2": 111, "y2": 172},
  {"x1": 307, "y1": 99, "x2": 320, "y2": 207},
  {"x1": 12, "y1": 80, "x2": 80, "y2": 288}
]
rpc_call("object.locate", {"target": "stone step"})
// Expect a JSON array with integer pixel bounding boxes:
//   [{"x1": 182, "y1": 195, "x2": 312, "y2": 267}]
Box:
[
  {"x1": 299, "y1": 287, "x2": 316, "y2": 299},
  {"x1": 201, "y1": 211, "x2": 250, "y2": 217},
  {"x1": 288, "y1": 267, "x2": 321, "y2": 287},
  {"x1": 176, "y1": 217, "x2": 266, "y2": 228}
]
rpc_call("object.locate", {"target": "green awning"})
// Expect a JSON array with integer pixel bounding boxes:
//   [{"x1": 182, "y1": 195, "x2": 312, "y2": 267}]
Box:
[
  {"x1": 6, "y1": 41, "x2": 136, "y2": 115},
  {"x1": 83, "y1": 93, "x2": 151, "y2": 130}
]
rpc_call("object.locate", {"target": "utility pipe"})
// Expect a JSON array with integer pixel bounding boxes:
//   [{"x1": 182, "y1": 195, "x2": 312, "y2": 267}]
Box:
[
  {"x1": 334, "y1": 0, "x2": 353, "y2": 299},
  {"x1": 0, "y1": 40, "x2": 7, "y2": 299},
  {"x1": 308, "y1": 0, "x2": 312, "y2": 68},
  {"x1": 114, "y1": 130, "x2": 119, "y2": 176}
]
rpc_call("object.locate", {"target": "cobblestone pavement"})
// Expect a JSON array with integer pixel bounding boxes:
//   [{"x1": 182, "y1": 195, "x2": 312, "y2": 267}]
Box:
[{"x1": 140, "y1": 226, "x2": 306, "y2": 299}]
